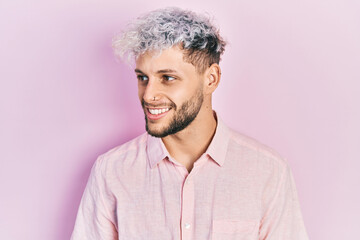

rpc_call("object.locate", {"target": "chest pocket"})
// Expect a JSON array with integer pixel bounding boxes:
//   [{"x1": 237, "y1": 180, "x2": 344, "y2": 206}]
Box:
[{"x1": 211, "y1": 219, "x2": 258, "y2": 240}]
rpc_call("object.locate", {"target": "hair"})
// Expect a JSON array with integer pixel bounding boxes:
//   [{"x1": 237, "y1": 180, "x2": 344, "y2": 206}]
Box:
[{"x1": 112, "y1": 7, "x2": 227, "y2": 74}]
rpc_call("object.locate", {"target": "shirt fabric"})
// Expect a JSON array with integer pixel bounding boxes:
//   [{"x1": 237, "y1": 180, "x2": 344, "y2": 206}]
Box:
[{"x1": 71, "y1": 112, "x2": 309, "y2": 240}]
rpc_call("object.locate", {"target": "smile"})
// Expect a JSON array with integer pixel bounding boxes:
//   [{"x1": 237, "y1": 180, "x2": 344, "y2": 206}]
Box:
[
  {"x1": 146, "y1": 107, "x2": 171, "y2": 120},
  {"x1": 148, "y1": 108, "x2": 170, "y2": 115}
]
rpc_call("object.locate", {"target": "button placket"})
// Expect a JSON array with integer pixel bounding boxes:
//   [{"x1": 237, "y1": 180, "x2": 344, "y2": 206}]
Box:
[{"x1": 180, "y1": 175, "x2": 195, "y2": 240}]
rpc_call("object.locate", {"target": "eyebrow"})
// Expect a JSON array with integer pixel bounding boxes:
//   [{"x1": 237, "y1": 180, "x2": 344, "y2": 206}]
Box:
[{"x1": 134, "y1": 69, "x2": 178, "y2": 74}]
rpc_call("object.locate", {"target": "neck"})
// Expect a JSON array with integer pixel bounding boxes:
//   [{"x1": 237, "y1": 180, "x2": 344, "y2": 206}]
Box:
[{"x1": 161, "y1": 106, "x2": 217, "y2": 171}]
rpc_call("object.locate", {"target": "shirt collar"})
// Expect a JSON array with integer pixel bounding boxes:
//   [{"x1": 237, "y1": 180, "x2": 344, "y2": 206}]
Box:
[
  {"x1": 146, "y1": 110, "x2": 231, "y2": 169},
  {"x1": 205, "y1": 111, "x2": 231, "y2": 167},
  {"x1": 146, "y1": 133, "x2": 170, "y2": 169}
]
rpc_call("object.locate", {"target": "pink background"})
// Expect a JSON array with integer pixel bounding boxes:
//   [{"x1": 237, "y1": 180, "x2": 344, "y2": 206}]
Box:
[{"x1": 1, "y1": 0, "x2": 359, "y2": 239}]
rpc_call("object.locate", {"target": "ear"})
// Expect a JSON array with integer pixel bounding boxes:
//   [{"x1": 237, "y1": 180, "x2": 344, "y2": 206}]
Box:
[{"x1": 203, "y1": 63, "x2": 221, "y2": 95}]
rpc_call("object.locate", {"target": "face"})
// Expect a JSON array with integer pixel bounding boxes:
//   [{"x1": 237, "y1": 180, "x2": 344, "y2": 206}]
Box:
[{"x1": 135, "y1": 45, "x2": 205, "y2": 138}]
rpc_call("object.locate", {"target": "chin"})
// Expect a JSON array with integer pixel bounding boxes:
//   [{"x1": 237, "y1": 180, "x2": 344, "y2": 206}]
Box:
[
  {"x1": 146, "y1": 123, "x2": 169, "y2": 138},
  {"x1": 146, "y1": 129, "x2": 168, "y2": 138}
]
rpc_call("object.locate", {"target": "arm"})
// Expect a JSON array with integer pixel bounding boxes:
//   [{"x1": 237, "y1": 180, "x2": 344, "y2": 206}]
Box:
[
  {"x1": 71, "y1": 156, "x2": 118, "y2": 240},
  {"x1": 259, "y1": 161, "x2": 309, "y2": 240}
]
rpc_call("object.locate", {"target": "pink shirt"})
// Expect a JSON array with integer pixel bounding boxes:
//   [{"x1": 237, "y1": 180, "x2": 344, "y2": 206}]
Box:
[{"x1": 71, "y1": 114, "x2": 309, "y2": 240}]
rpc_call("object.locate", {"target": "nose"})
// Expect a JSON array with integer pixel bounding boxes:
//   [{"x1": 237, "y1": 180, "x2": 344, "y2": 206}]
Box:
[{"x1": 141, "y1": 78, "x2": 162, "y2": 103}]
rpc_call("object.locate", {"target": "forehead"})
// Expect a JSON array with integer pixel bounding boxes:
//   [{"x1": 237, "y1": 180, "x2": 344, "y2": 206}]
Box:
[{"x1": 135, "y1": 45, "x2": 196, "y2": 75}]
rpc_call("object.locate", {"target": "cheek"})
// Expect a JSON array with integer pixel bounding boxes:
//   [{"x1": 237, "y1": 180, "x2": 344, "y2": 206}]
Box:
[
  {"x1": 167, "y1": 87, "x2": 185, "y2": 102},
  {"x1": 174, "y1": 81, "x2": 199, "y2": 99}
]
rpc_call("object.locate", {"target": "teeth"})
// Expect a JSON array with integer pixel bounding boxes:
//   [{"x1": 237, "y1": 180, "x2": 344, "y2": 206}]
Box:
[{"x1": 149, "y1": 108, "x2": 169, "y2": 115}]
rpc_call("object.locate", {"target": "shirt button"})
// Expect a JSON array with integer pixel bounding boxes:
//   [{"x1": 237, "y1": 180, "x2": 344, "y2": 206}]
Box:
[{"x1": 185, "y1": 223, "x2": 191, "y2": 229}]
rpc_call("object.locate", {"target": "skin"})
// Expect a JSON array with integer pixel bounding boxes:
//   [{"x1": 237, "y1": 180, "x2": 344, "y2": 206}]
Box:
[{"x1": 135, "y1": 44, "x2": 221, "y2": 173}]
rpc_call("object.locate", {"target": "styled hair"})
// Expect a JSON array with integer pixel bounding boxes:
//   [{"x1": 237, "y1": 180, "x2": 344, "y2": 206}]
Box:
[{"x1": 112, "y1": 7, "x2": 227, "y2": 74}]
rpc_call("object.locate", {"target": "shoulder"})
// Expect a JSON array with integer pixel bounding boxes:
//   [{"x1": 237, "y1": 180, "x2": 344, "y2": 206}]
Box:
[
  {"x1": 228, "y1": 128, "x2": 289, "y2": 170},
  {"x1": 94, "y1": 132, "x2": 148, "y2": 173},
  {"x1": 101, "y1": 132, "x2": 147, "y2": 159}
]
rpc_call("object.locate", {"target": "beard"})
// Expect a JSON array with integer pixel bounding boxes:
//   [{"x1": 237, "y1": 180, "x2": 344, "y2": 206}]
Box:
[{"x1": 142, "y1": 87, "x2": 204, "y2": 138}]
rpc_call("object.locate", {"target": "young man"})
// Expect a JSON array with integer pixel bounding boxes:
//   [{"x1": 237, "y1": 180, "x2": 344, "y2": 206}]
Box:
[{"x1": 71, "y1": 7, "x2": 309, "y2": 240}]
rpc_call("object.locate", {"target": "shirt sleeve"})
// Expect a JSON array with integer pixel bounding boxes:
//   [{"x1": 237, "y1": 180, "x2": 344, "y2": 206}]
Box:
[
  {"x1": 71, "y1": 156, "x2": 118, "y2": 240},
  {"x1": 259, "y1": 160, "x2": 309, "y2": 240}
]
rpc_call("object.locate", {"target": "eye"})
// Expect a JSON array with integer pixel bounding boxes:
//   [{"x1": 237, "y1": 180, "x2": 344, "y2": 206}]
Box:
[
  {"x1": 137, "y1": 75, "x2": 148, "y2": 81},
  {"x1": 163, "y1": 75, "x2": 176, "y2": 81}
]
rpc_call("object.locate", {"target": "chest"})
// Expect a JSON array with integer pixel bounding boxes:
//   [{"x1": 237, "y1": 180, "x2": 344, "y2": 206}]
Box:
[{"x1": 111, "y1": 160, "x2": 262, "y2": 240}]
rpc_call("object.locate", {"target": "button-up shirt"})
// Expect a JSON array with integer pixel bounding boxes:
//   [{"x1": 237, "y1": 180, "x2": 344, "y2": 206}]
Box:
[{"x1": 71, "y1": 114, "x2": 309, "y2": 240}]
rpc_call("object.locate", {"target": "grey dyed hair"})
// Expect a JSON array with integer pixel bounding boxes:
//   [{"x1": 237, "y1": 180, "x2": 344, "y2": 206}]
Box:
[{"x1": 112, "y1": 7, "x2": 227, "y2": 74}]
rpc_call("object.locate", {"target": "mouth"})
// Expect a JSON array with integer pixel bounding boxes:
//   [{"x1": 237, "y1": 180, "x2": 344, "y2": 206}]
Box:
[{"x1": 146, "y1": 107, "x2": 171, "y2": 120}]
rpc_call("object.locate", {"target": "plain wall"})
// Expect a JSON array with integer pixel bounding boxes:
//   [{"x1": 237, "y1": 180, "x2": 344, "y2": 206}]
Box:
[{"x1": 1, "y1": 0, "x2": 359, "y2": 239}]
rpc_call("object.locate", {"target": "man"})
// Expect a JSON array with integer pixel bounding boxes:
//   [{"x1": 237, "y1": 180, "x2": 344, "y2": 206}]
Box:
[{"x1": 71, "y1": 7, "x2": 309, "y2": 240}]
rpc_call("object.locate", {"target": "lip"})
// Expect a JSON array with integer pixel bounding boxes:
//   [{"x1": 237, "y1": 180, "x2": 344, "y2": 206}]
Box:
[{"x1": 146, "y1": 108, "x2": 171, "y2": 120}]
